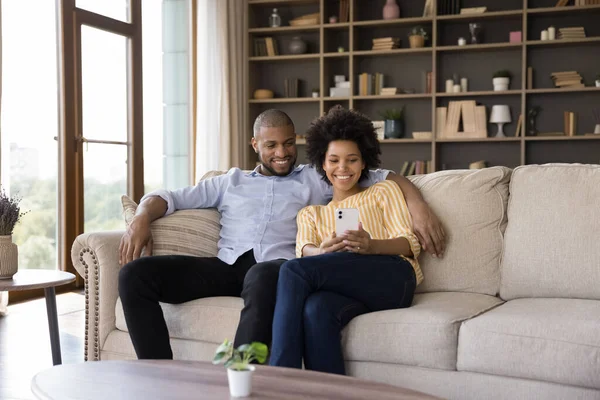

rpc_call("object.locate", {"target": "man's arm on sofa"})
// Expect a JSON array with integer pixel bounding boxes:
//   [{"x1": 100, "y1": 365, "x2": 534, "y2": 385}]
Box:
[
  {"x1": 119, "y1": 196, "x2": 167, "y2": 265},
  {"x1": 386, "y1": 172, "x2": 446, "y2": 257},
  {"x1": 72, "y1": 231, "x2": 123, "y2": 361}
]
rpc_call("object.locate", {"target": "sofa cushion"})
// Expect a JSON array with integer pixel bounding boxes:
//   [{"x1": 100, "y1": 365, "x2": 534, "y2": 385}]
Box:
[
  {"x1": 457, "y1": 298, "x2": 600, "y2": 389},
  {"x1": 341, "y1": 292, "x2": 503, "y2": 370},
  {"x1": 500, "y1": 163, "x2": 600, "y2": 300},
  {"x1": 115, "y1": 296, "x2": 243, "y2": 344},
  {"x1": 408, "y1": 167, "x2": 512, "y2": 296},
  {"x1": 121, "y1": 195, "x2": 220, "y2": 258}
]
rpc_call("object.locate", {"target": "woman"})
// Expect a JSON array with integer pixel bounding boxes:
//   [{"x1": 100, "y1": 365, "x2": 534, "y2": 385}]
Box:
[{"x1": 269, "y1": 107, "x2": 423, "y2": 375}]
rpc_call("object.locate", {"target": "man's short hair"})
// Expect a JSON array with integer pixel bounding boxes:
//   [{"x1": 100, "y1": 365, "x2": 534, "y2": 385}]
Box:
[{"x1": 253, "y1": 109, "x2": 294, "y2": 137}]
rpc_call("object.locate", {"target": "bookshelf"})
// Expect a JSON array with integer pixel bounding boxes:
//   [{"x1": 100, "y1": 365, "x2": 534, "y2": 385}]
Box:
[{"x1": 245, "y1": 0, "x2": 600, "y2": 172}]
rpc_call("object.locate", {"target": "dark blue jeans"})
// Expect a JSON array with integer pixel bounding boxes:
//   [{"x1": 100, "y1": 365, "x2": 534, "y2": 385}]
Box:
[{"x1": 269, "y1": 252, "x2": 416, "y2": 375}]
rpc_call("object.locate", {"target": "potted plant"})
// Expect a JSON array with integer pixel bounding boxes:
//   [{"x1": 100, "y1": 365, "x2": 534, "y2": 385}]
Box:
[
  {"x1": 379, "y1": 107, "x2": 405, "y2": 139},
  {"x1": 493, "y1": 70, "x2": 512, "y2": 91},
  {"x1": 213, "y1": 339, "x2": 268, "y2": 398},
  {"x1": 0, "y1": 188, "x2": 26, "y2": 279},
  {"x1": 311, "y1": 88, "x2": 320, "y2": 98},
  {"x1": 595, "y1": 74, "x2": 600, "y2": 87},
  {"x1": 408, "y1": 26, "x2": 428, "y2": 48}
]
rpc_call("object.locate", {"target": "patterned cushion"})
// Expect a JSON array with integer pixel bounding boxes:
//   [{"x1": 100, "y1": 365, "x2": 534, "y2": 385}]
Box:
[{"x1": 121, "y1": 196, "x2": 221, "y2": 258}]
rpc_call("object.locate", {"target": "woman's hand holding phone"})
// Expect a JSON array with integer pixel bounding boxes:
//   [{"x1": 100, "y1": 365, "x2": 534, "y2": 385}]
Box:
[
  {"x1": 319, "y1": 231, "x2": 347, "y2": 255},
  {"x1": 343, "y1": 223, "x2": 372, "y2": 254}
]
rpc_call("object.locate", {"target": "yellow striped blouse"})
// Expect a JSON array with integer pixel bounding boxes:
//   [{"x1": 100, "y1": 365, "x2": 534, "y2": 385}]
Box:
[{"x1": 296, "y1": 180, "x2": 423, "y2": 285}]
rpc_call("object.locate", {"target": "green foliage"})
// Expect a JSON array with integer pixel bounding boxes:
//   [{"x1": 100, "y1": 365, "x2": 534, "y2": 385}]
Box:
[
  {"x1": 213, "y1": 339, "x2": 268, "y2": 371},
  {"x1": 409, "y1": 25, "x2": 428, "y2": 40},
  {"x1": 379, "y1": 106, "x2": 405, "y2": 121},
  {"x1": 493, "y1": 70, "x2": 512, "y2": 79}
]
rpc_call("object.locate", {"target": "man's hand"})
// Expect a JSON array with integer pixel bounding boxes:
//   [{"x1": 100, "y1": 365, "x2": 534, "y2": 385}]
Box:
[
  {"x1": 410, "y1": 202, "x2": 446, "y2": 258},
  {"x1": 342, "y1": 223, "x2": 372, "y2": 254},
  {"x1": 119, "y1": 214, "x2": 153, "y2": 265},
  {"x1": 319, "y1": 232, "x2": 346, "y2": 255}
]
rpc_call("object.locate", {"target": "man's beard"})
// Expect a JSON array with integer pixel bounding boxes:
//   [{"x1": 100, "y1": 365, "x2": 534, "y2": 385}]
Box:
[{"x1": 259, "y1": 154, "x2": 296, "y2": 177}]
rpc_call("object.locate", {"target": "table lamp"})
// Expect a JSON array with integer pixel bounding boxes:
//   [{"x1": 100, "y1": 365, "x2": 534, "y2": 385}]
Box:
[{"x1": 490, "y1": 105, "x2": 511, "y2": 138}]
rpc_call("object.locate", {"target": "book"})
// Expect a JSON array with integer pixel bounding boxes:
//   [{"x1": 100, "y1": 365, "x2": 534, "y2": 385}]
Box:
[
  {"x1": 515, "y1": 114, "x2": 523, "y2": 137},
  {"x1": 436, "y1": 107, "x2": 447, "y2": 138}
]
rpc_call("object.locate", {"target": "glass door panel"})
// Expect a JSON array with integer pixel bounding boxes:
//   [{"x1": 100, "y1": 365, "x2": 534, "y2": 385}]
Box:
[{"x1": 76, "y1": 0, "x2": 129, "y2": 22}]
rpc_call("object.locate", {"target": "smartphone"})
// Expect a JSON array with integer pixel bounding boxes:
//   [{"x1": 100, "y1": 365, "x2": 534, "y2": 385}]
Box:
[{"x1": 335, "y1": 208, "x2": 360, "y2": 236}]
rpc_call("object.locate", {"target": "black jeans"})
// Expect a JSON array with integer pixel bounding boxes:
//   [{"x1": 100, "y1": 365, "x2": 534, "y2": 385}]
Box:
[{"x1": 118, "y1": 250, "x2": 285, "y2": 359}]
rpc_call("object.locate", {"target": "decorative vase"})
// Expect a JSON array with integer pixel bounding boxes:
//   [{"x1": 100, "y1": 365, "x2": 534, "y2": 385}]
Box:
[
  {"x1": 469, "y1": 23, "x2": 482, "y2": 44},
  {"x1": 595, "y1": 80, "x2": 600, "y2": 88},
  {"x1": 594, "y1": 124, "x2": 600, "y2": 134},
  {"x1": 227, "y1": 366, "x2": 255, "y2": 398},
  {"x1": 384, "y1": 120, "x2": 404, "y2": 139},
  {"x1": 409, "y1": 35, "x2": 425, "y2": 48},
  {"x1": 0, "y1": 235, "x2": 18, "y2": 279},
  {"x1": 493, "y1": 77, "x2": 510, "y2": 91},
  {"x1": 288, "y1": 36, "x2": 307, "y2": 54},
  {"x1": 382, "y1": 0, "x2": 400, "y2": 20}
]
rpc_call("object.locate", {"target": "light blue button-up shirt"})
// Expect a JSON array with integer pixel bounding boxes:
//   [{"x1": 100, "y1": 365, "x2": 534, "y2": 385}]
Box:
[{"x1": 142, "y1": 164, "x2": 389, "y2": 264}]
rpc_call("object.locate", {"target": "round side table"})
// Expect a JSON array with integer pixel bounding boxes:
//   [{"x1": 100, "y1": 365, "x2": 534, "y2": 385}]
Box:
[{"x1": 0, "y1": 270, "x2": 76, "y2": 365}]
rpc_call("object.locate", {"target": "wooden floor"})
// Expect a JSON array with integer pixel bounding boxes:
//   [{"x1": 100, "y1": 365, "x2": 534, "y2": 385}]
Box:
[{"x1": 0, "y1": 291, "x2": 85, "y2": 400}]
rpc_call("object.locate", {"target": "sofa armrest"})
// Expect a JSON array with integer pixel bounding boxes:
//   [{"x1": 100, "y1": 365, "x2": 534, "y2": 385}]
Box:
[{"x1": 71, "y1": 231, "x2": 123, "y2": 361}]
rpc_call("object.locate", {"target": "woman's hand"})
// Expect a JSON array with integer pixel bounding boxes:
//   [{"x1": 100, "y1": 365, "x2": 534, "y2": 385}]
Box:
[
  {"x1": 319, "y1": 231, "x2": 347, "y2": 255},
  {"x1": 342, "y1": 223, "x2": 372, "y2": 254}
]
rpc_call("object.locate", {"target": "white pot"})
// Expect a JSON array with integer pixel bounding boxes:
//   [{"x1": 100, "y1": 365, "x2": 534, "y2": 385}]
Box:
[
  {"x1": 312, "y1": 92, "x2": 319, "y2": 98},
  {"x1": 493, "y1": 77, "x2": 510, "y2": 91},
  {"x1": 0, "y1": 235, "x2": 18, "y2": 279},
  {"x1": 227, "y1": 365, "x2": 255, "y2": 397},
  {"x1": 595, "y1": 80, "x2": 600, "y2": 88}
]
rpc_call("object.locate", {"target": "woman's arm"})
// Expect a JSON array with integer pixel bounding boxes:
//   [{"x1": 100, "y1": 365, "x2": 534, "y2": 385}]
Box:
[{"x1": 342, "y1": 224, "x2": 413, "y2": 257}]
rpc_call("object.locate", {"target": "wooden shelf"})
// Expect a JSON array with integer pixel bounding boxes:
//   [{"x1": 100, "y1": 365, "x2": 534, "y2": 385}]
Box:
[
  {"x1": 353, "y1": 48, "x2": 432, "y2": 56},
  {"x1": 249, "y1": 97, "x2": 320, "y2": 103},
  {"x1": 437, "y1": 42, "x2": 522, "y2": 52},
  {"x1": 323, "y1": 97, "x2": 350, "y2": 101},
  {"x1": 353, "y1": 17, "x2": 433, "y2": 27},
  {"x1": 526, "y1": 4, "x2": 600, "y2": 15},
  {"x1": 436, "y1": 137, "x2": 522, "y2": 142},
  {"x1": 526, "y1": 37, "x2": 600, "y2": 46},
  {"x1": 526, "y1": 87, "x2": 600, "y2": 94},
  {"x1": 249, "y1": 54, "x2": 320, "y2": 61},
  {"x1": 436, "y1": 10, "x2": 523, "y2": 21},
  {"x1": 249, "y1": 25, "x2": 320, "y2": 34},
  {"x1": 354, "y1": 94, "x2": 431, "y2": 100},
  {"x1": 323, "y1": 22, "x2": 350, "y2": 30},
  {"x1": 437, "y1": 90, "x2": 521, "y2": 97},
  {"x1": 525, "y1": 135, "x2": 600, "y2": 141},
  {"x1": 323, "y1": 52, "x2": 349, "y2": 58}
]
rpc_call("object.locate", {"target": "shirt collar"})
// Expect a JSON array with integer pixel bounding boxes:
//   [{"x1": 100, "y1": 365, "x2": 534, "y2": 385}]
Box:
[{"x1": 248, "y1": 164, "x2": 306, "y2": 177}]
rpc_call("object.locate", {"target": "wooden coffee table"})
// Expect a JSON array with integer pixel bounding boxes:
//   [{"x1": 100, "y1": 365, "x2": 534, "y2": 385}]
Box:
[
  {"x1": 31, "y1": 360, "x2": 442, "y2": 399},
  {"x1": 0, "y1": 270, "x2": 75, "y2": 365}
]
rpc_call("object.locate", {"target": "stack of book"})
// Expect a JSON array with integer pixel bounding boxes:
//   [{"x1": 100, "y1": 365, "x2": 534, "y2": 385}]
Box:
[
  {"x1": 283, "y1": 78, "x2": 299, "y2": 98},
  {"x1": 338, "y1": 0, "x2": 349, "y2": 23},
  {"x1": 558, "y1": 27, "x2": 586, "y2": 39},
  {"x1": 380, "y1": 87, "x2": 397, "y2": 96},
  {"x1": 372, "y1": 37, "x2": 400, "y2": 51},
  {"x1": 399, "y1": 160, "x2": 432, "y2": 176},
  {"x1": 564, "y1": 111, "x2": 577, "y2": 136},
  {"x1": 253, "y1": 37, "x2": 279, "y2": 57},
  {"x1": 436, "y1": 101, "x2": 488, "y2": 139},
  {"x1": 357, "y1": 72, "x2": 385, "y2": 95},
  {"x1": 551, "y1": 71, "x2": 584, "y2": 88}
]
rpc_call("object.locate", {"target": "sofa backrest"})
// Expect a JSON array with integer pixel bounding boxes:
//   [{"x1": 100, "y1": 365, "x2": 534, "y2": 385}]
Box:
[
  {"x1": 500, "y1": 164, "x2": 600, "y2": 301},
  {"x1": 409, "y1": 167, "x2": 512, "y2": 296}
]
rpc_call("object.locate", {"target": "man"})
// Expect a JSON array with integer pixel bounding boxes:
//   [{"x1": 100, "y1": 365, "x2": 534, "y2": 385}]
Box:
[{"x1": 118, "y1": 109, "x2": 445, "y2": 359}]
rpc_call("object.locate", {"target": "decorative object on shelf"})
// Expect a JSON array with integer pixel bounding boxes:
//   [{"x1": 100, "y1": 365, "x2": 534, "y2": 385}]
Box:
[
  {"x1": 372, "y1": 120, "x2": 385, "y2": 140},
  {"x1": 445, "y1": 79, "x2": 454, "y2": 93},
  {"x1": 382, "y1": 0, "x2": 400, "y2": 20},
  {"x1": 269, "y1": 8, "x2": 281, "y2": 28},
  {"x1": 253, "y1": 89, "x2": 274, "y2": 100},
  {"x1": 436, "y1": 101, "x2": 487, "y2": 139},
  {"x1": 595, "y1": 74, "x2": 600, "y2": 87},
  {"x1": 288, "y1": 36, "x2": 307, "y2": 54},
  {"x1": 453, "y1": 84, "x2": 461, "y2": 93},
  {"x1": 469, "y1": 160, "x2": 487, "y2": 169},
  {"x1": 311, "y1": 88, "x2": 319, "y2": 98},
  {"x1": 509, "y1": 31, "x2": 522, "y2": 43},
  {"x1": 412, "y1": 131, "x2": 432, "y2": 139},
  {"x1": 551, "y1": 71, "x2": 583, "y2": 89},
  {"x1": 0, "y1": 188, "x2": 26, "y2": 280},
  {"x1": 527, "y1": 106, "x2": 541, "y2": 137},
  {"x1": 284, "y1": 78, "x2": 299, "y2": 98},
  {"x1": 548, "y1": 26, "x2": 556, "y2": 40},
  {"x1": 329, "y1": 15, "x2": 338, "y2": 24},
  {"x1": 372, "y1": 37, "x2": 400, "y2": 51},
  {"x1": 564, "y1": 111, "x2": 577, "y2": 136},
  {"x1": 490, "y1": 105, "x2": 512, "y2": 138},
  {"x1": 460, "y1": 7, "x2": 487, "y2": 14},
  {"x1": 541, "y1": 29, "x2": 549, "y2": 41},
  {"x1": 458, "y1": 37, "x2": 466, "y2": 46},
  {"x1": 558, "y1": 26, "x2": 586, "y2": 39},
  {"x1": 289, "y1": 13, "x2": 319, "y2": 26},
  {"x1": 337, "y1": 46, "x2": 345, "y2": 52},
  {"x1": 330, "y1": 75, "x2": 350, "y2": 97},
  {"x1": 469, "y1": 23, "x2": 482, "y2": 44},
  {"x1": 592, "y1": 108, "x2": 600, "y2": 134},
  {"x1": 213, "y1": 339, "x2": 268, "y2": 398},
  {"x1": 422, "y1": 0, "x2": 433, "y2": 17},
  {"x1": 380, "y1": 107, "x2": 405, "y2": 139},
  {"x1": 381, "y1": 87, "x2": 398, "y2": 95},
  {"x1": 461, "y1": 77, "x2": 468, "y2": 92},
  {"x1": 408, "y1": 26, "x2": 427, "y2": 48},
  {"x1": 492, "y1": 70, "x2": 512, "y2": 91}
]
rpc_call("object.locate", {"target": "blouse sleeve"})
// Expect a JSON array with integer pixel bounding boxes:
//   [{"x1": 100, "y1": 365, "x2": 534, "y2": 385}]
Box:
[
  {"x1": 377, "y1": 181, "x2": 421, "y2": 259},
  {"x1": 296, "y1": 206, "x2": 320, "y2": 258}
]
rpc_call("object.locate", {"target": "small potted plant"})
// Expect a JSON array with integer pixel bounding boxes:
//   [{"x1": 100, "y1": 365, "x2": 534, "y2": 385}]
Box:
[
  {"x1": 595, "y1": 74, "x2": 600, "y2": 88},
  {"x1": 408, "y1": 26, "x2": 428, "y2": 48},
  {"x1": 493, "y1": 70, "x2": 512, "y2": 91},
  {"x1": 379, "y1": 107, "x2": 405, "y2": 139},
  {"x1": 213, "y1": 339, "x2": 268, "y2": 398},
  {"x1": 311, "y1": 88, "x2": 320, "y2": 98},
  {"x1": 0, "y1": 187, "x2": 26, "y2": 279}
]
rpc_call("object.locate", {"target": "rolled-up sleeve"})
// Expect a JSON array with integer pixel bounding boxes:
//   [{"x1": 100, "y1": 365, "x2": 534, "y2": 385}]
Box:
[
  {"x1": 296, "y1": 207, "x2": 319, "y2": 258},
  {"x1": 141, "y1": 172, "x2": 228, "y2": 216}
]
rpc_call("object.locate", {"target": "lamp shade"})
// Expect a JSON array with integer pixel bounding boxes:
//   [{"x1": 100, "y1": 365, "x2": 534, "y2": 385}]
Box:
[{"x1": 490, "y1": 105, "x2": 512, "y2": 124}]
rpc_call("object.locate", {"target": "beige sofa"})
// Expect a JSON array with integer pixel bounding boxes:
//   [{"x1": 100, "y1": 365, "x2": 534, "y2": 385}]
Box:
[{"x1": 71, "y1": 164, "x2": 600, "y2": 400}]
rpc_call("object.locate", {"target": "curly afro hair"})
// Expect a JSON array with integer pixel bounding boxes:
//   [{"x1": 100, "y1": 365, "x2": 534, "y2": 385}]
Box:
[{"x1": 305, "y1": 106, "x2": 381, "y2": 184}]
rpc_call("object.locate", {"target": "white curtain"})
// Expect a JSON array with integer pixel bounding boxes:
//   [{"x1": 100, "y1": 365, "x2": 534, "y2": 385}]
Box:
[
  {"x1": 195, "y1": 0, "x2": 245, "y2": 180},
  {"x1": 0, "y1": 0, "x2": 8, "y2": 316}
]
